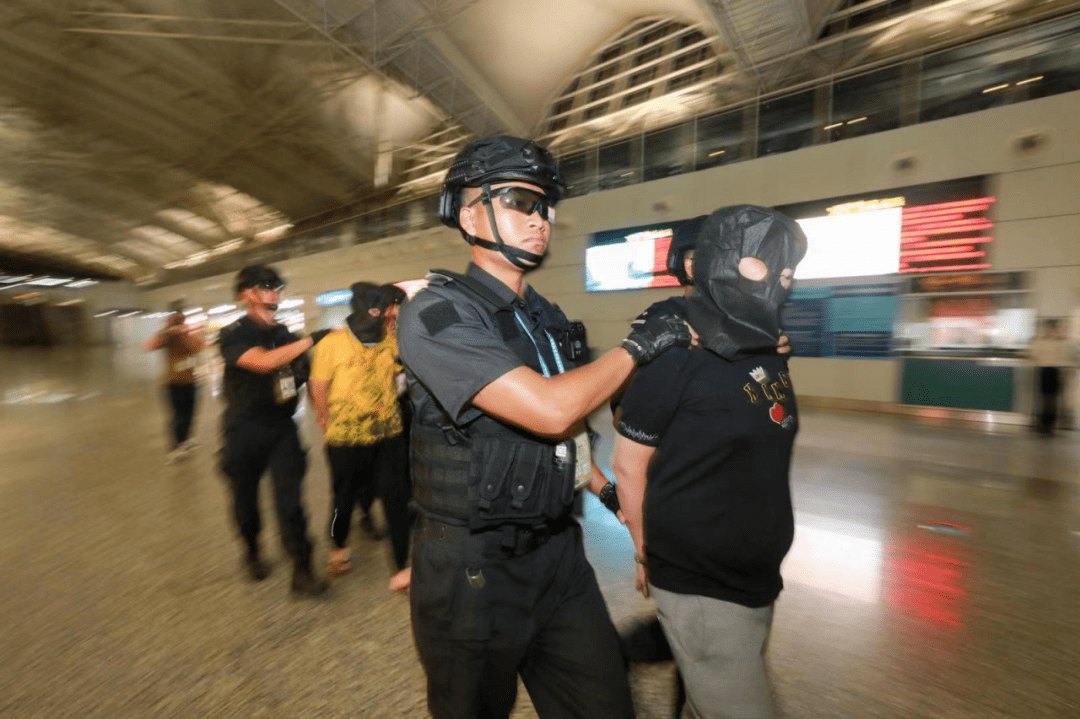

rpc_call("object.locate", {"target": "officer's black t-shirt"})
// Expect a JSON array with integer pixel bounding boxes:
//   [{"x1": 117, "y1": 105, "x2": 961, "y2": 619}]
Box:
[
  {"x1": 616, "y1": 347, "x2": 798, "y2": 608},
  {"x1": 219, "y1": 315, "x2": 309, "y2": 426},
  {"x1": 398, "y1": 263, "x2": 580, "y2": 425}
]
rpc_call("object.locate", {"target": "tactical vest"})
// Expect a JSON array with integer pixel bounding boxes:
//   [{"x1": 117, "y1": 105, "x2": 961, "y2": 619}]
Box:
[{"x1": 409, "y1": 270, "x2": 584, "y2": 530}]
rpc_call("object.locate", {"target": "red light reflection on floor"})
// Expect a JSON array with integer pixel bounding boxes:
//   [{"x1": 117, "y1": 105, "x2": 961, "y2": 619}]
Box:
[{"x1": 883, "y1": 529, "x2": 970, "y2": 627}]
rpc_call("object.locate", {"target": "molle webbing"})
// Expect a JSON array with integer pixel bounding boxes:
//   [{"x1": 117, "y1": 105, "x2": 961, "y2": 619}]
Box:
[{"x1": 410, "y1": 424, "x2": 474, "y2": 522}]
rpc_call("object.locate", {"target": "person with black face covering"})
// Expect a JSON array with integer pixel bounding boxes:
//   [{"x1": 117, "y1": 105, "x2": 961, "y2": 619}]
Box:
[
  {"x1": 612, "y1": 206, "x2": 808, "y2": 719},
  {"x1": 218, "y1": 264, "x2": 331, "y2": 598},
  {"x1": 309, "y1": 282, "x2": 411, "y2": 586}
]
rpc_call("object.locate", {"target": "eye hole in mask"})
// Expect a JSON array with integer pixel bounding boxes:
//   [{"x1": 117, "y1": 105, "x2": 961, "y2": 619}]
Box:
[
  {"x1": 779, "y1": 269, "x2": 794, "y2": 290},
  {"x1": 738, "y1": 257, "x2": 769, "y2": 282}
]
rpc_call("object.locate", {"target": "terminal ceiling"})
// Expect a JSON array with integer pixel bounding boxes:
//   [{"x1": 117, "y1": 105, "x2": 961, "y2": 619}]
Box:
[{"x1": 0, "y1": 0, "x2": 1071, "y2": 284}]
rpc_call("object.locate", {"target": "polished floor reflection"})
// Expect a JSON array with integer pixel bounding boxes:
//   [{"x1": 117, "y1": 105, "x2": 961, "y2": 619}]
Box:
[{"x1": 1, "y1": 347, "x2": 1078, "y2": 718}]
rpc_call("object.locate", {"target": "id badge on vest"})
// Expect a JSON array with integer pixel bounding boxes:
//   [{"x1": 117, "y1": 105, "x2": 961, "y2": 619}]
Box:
[
  {"x1": 272, "y1": 367, "x2": 297, "y2": 404},
  {"x1": 572, "y1": 431, "x2": 593, "y2": 490}
]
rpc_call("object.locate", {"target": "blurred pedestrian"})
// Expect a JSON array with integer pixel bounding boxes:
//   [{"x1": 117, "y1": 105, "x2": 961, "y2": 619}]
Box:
[
  {"x1": 145, "y1": 306, "x2": 205, "y2": 464},
  {"x1": 218, "y1": 264, "x2": 331, "y2": 597},
  {"x1": 1029, "y1": 318, "x2": 1073, "y2": 435}
]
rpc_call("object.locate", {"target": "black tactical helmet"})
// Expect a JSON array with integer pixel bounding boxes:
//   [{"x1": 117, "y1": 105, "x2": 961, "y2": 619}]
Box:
[
  {"x1": 234, "y1": 264, "x2": 285, "y2": 296},
  {"x1": 438, "y1": 136, "x2": 565, "y2": 229},
  {"x1": 666, "y1": 215, "x2": 709, "y2": 286}
]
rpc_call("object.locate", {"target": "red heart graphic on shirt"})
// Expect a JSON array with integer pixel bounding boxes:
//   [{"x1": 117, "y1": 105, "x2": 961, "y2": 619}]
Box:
[{"x1": 769, "y1": 402, "x2": 785, "y2": 424}]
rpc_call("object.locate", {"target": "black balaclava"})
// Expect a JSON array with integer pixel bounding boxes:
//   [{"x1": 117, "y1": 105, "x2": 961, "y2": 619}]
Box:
[
  {"x1": 686, "y1": 205, "x2": 808, "y2": 360},
  {"x1": 346, "y1": 282, "x2": 385, "y2": 344}
]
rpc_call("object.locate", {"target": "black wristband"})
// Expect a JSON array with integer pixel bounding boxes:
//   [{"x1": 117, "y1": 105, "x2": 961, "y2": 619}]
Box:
[{"x1": 598, "y1": 482, "x2": 620, "y2": 514}]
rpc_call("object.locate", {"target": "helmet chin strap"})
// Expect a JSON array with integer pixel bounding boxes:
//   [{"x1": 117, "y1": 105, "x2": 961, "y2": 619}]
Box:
[{"x1": 464, "y1": 183, "x2": 546, "y2": 271}]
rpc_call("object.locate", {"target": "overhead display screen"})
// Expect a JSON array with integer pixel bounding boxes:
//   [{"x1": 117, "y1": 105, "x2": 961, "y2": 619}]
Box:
[
  {"x1": 779, "y1": 176, "x2": 996, "y2": 278},
  {"x1": 586, "y1": 177, "x2": 994, "y2": 292},
  {"x1": 795, "y1": 207, "x2": 903, "y2": 280},
  {"x1": 585, "y1": 221, "x2": 689, "y2": 292}
]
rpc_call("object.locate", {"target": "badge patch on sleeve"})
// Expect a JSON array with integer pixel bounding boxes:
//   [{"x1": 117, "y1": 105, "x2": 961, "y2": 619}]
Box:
[{"x1": 419, "y1": 300, "x2": 462, "y2": 336}]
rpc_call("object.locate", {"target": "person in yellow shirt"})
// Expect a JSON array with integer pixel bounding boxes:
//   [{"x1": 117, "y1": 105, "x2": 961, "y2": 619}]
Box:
[{"x1": 310, "y1": 282, "x2": 410, "y2": 583}]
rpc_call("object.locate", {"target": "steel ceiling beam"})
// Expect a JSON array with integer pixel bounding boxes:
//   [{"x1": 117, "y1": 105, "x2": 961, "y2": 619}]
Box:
[
  {"x1": 0, "y1": 18, "x2": 358, "y2": 206},
  {"x1": 271, "y1": 0, "x2": 520, "y2": 137}
]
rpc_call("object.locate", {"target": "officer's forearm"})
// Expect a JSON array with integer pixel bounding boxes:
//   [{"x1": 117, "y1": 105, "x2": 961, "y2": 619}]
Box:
[
  {"x1": 235, "y1": 337, "x2": 313, "y2": 374},
  {"x1": 473, "y1": 347, "x2": 635, "y2": 436}
]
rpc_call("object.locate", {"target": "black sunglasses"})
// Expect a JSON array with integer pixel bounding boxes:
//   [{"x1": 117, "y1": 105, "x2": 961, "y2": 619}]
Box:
[{"x1": 468, "y1": 187, "x2": 556, "y2": 223}]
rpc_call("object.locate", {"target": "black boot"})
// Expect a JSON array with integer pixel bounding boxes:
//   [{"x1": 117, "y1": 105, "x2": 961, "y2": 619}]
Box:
[
  {"x1": 244, "y1": 548, "x2": 271, "y2": 582},
  {"x1": 291, "y1": 560, "x2": 329, "y2": 598}
]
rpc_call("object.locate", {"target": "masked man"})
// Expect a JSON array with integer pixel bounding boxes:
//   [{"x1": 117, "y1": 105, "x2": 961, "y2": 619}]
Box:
[
  {"x1": 396, "y1": 135, "x2": 691, "y2": 718},
  {"x1": 309, "y1": 282, "x2": 411, "y2": 582},
  {"x1": 612, "y1": 206, "x2": 807, "y2": 719}
]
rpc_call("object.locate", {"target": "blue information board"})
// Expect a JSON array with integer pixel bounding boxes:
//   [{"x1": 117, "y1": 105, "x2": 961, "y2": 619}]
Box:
[{"x1": 782, "y1": 282, "x2": 900, "y2": 358}]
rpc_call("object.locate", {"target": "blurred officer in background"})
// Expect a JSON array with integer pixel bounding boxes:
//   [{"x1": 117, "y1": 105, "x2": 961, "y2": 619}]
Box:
[
  {"x1": 145, "y1": 304, "x2": 206, "y2": 464},
  {"x1": 218, "y1": 264, "x2": 330, "y2": 598},
  {"x1": 397, "y1": 135, "x2": 692, "y2": 718},
  {"x1": 309, "y1": 281, "x2": 411, "y2": 586}
]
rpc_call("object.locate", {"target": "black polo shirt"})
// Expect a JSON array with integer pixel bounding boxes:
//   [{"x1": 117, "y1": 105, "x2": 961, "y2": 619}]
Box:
[
  {"x1": 616, "y1": 347, "x2": 798, "y2": 608},
  {"x1": 219, "y1": 315, "x2": 309, "y2": 426},
  {"x1": 397, "y1": 263, "x2": 577, "y2": 425}
]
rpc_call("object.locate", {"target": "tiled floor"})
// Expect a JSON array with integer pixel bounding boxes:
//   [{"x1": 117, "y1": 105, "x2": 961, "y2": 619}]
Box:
[{"x1": 1, "y1": 347, "x2": 1078, "y2": 718}]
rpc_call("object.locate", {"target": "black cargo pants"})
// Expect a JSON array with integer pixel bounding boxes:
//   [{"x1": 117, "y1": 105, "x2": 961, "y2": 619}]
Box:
[
  {"x1": 165, "y1": 382, "x2": 196, "y2": 447},
  {"x1": 220, "y1": 419, "x2": 313, "y2": 564},
  {"x1": 410, "y1": 517, "x2": 634, "y2": 719}
]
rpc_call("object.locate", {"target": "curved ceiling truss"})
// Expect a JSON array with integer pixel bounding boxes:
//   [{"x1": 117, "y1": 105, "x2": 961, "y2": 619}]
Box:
[{"x1": 0, "y1": 0, "x2": 1075, "y2": 284}]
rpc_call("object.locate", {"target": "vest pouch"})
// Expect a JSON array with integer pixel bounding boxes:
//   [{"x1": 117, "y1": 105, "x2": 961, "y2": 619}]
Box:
[
  {"x1": 545, "y1": 443, "x2": 576, "y2": 518},
  {"x1": 469, "y1": 436, "x2": 559, "y2": 530}
]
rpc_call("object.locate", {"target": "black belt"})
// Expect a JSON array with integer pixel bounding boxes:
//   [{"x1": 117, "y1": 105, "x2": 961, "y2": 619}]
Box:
[{"x1": 419, "y1": 515, "x2": 572, "y2": 558}]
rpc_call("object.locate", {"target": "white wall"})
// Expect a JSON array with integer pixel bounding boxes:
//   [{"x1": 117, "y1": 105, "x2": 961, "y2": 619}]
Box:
[{"x1": 146, "y1": 90, "x2": 1080, "y2": 402}]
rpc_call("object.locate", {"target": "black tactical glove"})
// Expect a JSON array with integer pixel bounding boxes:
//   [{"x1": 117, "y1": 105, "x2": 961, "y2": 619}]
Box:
[
  {"x1": 598, "y1": 482, "x2": 620, "y2": 515},
  {"x1": 621, "y1": 302, "x2": 692, "y2": 364},
  {"x1": 309, "y1": 328, "x2": 332, "y2": 346}
]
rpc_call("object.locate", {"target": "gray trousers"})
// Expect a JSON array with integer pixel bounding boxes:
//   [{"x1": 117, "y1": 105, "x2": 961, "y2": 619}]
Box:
[{"x1": 650, "y1": 585, "x2": 775, "y2": 719}]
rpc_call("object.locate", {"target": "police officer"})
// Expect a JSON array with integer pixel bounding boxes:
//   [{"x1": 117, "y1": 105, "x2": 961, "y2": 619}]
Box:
[
  {"x1": 396, "y1": 136, "x2": 692, "y2": 718},
  {"x1": 219, "y1": 264, "x2": 330, "y2": 598}
]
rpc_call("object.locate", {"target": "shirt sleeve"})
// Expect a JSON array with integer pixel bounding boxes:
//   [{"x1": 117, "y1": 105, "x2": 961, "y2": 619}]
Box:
[
  {"x1": 310, "y1": 334, "x2": 337, "y2": 383},
  {"x1": 397, "y1": 288, "x2": 525, "y2": 422},
  {"x1": 615, "y1": 348, "x2": 688, "y2": 447},
  {"x1": 220, "y1": 321, "x2": 256, "y2": 367}
]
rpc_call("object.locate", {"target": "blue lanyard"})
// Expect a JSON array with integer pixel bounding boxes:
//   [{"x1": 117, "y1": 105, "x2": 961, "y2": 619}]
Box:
[{"x1": 513, "y1": 310, "x2": 566, "y2": 378}]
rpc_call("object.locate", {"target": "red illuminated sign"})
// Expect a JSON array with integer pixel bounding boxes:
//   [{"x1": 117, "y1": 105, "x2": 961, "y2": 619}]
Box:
[{"x1": 899, "y1": 197, "x2": 996, "y2": 274}]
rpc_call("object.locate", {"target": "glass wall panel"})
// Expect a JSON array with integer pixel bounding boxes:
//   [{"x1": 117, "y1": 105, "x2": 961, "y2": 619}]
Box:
[
  {"x1": 598, "y1": 138, "x2": 641, "y2": 191},
  {"x1": 694, "y1": 109, "x2": 743, "y2": 170},
  {"x1": 919, "y1": 35, "x2": 1030, "y2": 123},
  {"x1": 644, "y1": 123, "x2": 693, "y2": 181},
  {"x1": 1021, "y1": 14, "x2": 1080, "y2": 100},
  {"x1": 829, "y1": 66, "x2": 902, "y2": 142},
  {"x1": 559, "y1": 150, "x2": 595, "y2": 198},
  {"x1": 758, "y1": 90, "x2": 816, "y2": 157}
]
